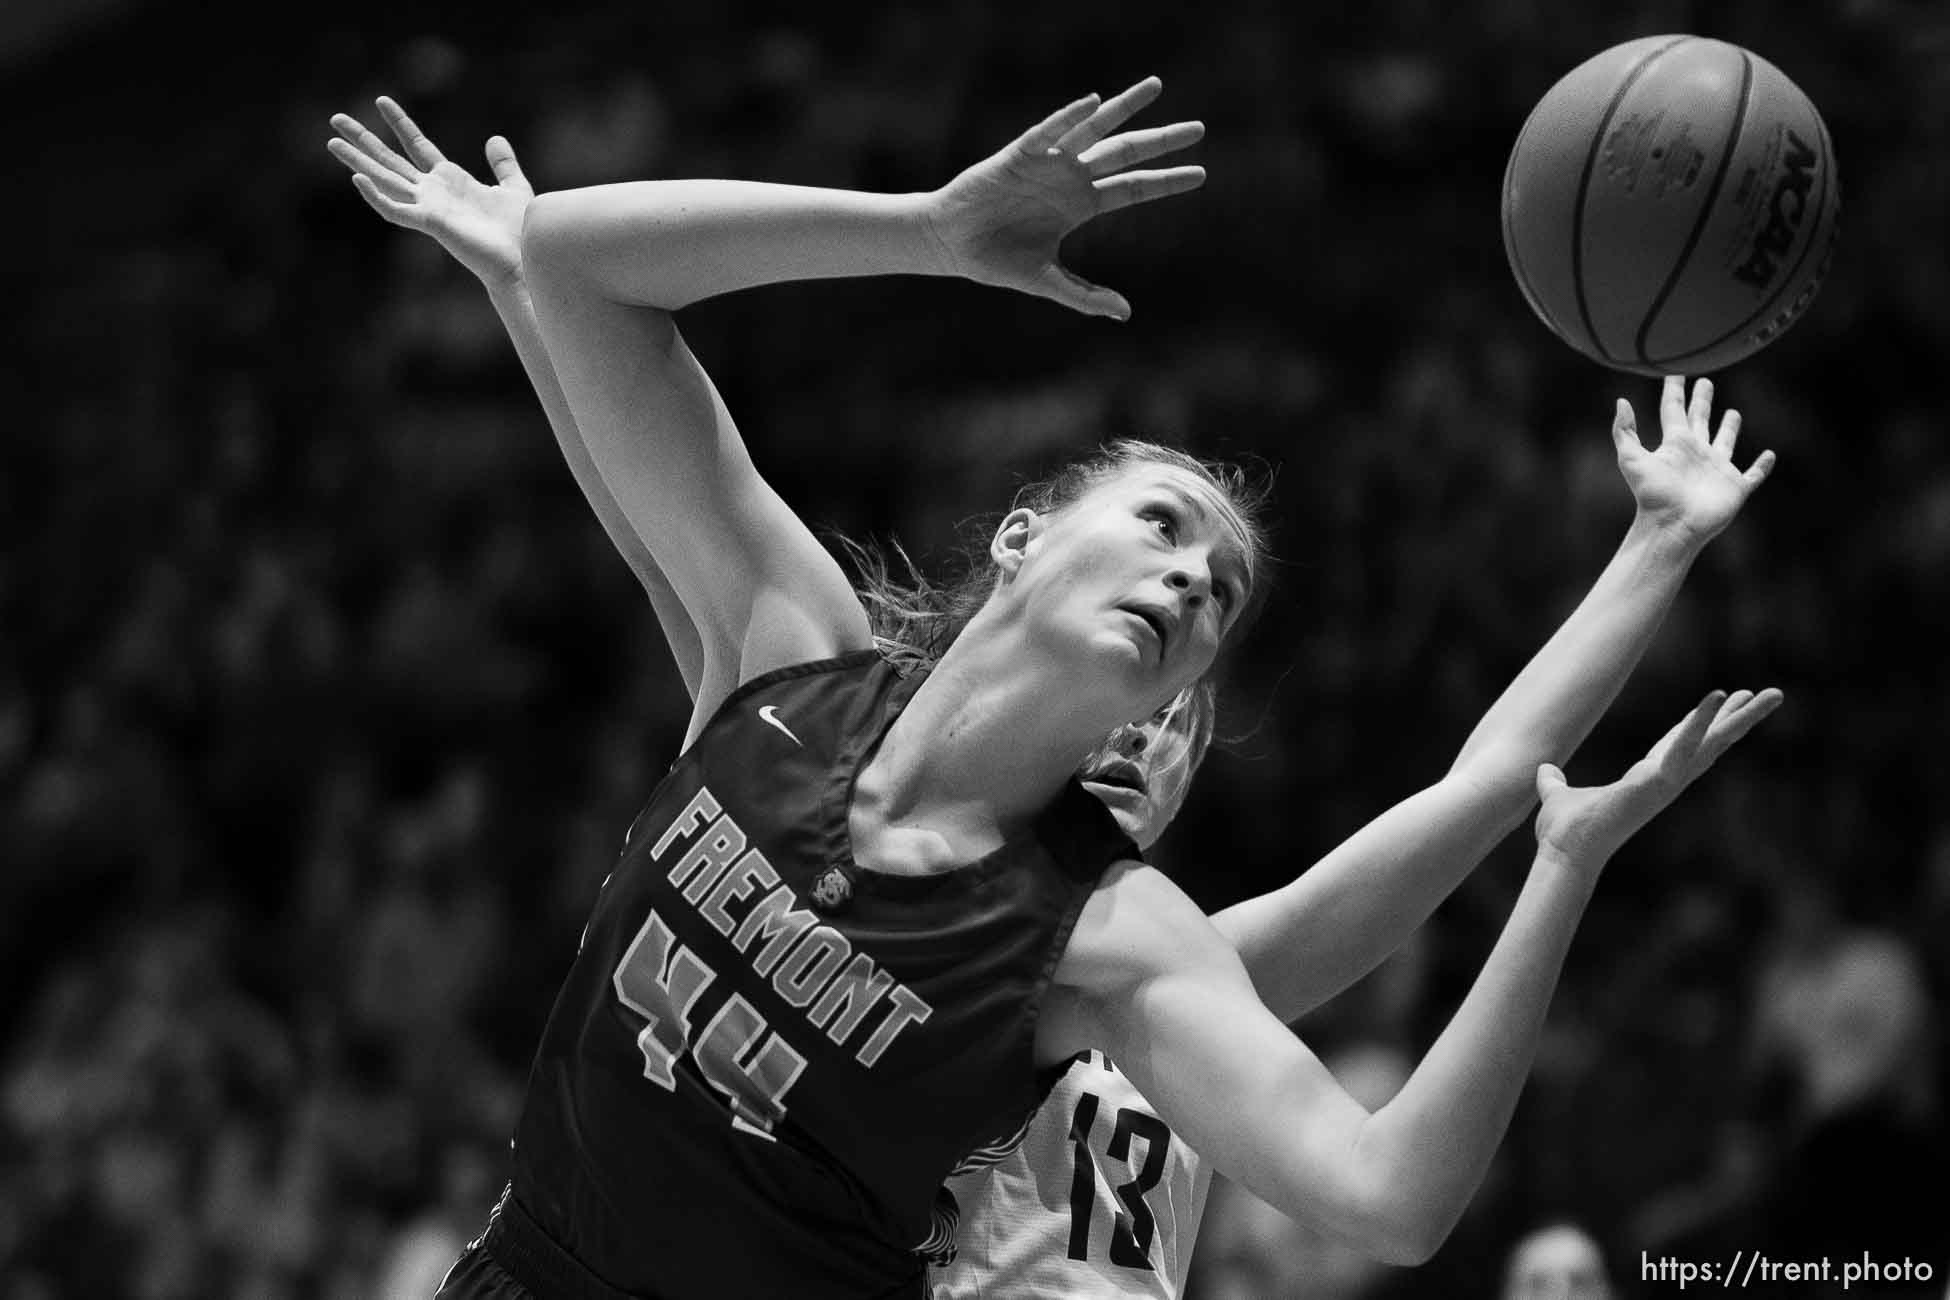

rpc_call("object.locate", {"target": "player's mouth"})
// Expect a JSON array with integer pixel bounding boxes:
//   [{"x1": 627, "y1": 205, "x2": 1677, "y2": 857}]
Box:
[
  {"x1": 1118, "y1": 604, "x2": 1173, "y2": 659},
  {"x1": 1081, "y1": 759, "x2": 1149, "y2": 798}
]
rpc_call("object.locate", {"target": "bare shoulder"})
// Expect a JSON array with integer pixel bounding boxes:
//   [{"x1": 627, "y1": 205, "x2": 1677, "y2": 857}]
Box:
[{"x1": 1042, "y1": 859, "x2": 1246, "y2": 1061}]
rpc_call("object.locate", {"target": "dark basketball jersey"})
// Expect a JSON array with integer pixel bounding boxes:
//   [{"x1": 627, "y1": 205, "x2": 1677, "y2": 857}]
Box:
[{"x1": 507, "y1": 652, "x2": 1133, "y2": 1298}]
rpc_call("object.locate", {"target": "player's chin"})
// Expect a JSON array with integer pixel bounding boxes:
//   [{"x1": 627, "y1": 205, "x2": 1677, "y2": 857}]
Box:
[
  {"x1": 1081, "y1": 781, "x2": 1156, "y2": 847},
  {"x1": 1116, "y1": 805, "x2": 1161, "y2": 850},
  {"x1": 1095, "y1": 624, "x2": 1155, "y2": 670},
  {"x1": 1092, "y1": 645, "x2": 1168, "y2": 712}
]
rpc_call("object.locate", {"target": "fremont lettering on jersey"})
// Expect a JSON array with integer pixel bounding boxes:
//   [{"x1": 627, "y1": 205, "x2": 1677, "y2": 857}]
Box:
[{"x1": 613, "y1": 785, "x2": 936, "y2": 1136}]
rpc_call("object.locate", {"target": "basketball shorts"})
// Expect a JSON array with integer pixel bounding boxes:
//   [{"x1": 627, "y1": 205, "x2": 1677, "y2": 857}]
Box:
[{"x1": 434, "y1": 1185, "x2": 654, "y2": 1300}]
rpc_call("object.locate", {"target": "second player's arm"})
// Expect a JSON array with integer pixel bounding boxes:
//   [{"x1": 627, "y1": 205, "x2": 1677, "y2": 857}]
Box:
[
  {"x1": 1064, "y1": 691, "x2": 1771, "y2": 1262},
  {"x1": 483, "y1": 275, "x2": 706, "y2": 696},
  {"x1": 328, "y1": 102, "x2": 709, "y2": 697},
  {"x1": 520, "y1": 183, "x2": 886, "y2": 736},
  {"x1": 1083, "y1": 846, "x2": 1597, "y2": 1263}
]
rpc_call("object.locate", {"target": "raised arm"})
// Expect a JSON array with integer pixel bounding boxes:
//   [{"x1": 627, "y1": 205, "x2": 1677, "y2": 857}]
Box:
[
  {"x1": 1064, "y1": 689, "x2": 1776, "y2": 1263},
  {"x1": 516, "y1": 78, "x2": 1205, "y2": 738},
  {"x1": 327, "y1": 99, "x2": 706, "y2": 697},
  {"x1": 1213, "y1": 376, "x2": 1776, "y2": 1020}
]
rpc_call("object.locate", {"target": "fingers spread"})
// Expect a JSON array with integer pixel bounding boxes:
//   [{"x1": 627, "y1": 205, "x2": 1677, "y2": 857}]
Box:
[
  {"x1": 1701, "y1": 686, "x2": 1782, "y2": 762},
  {"x1": 330, "y1": 112, "x2": 418, "y2": 180},
  {"x1": 1663, "y1": 690, "x2": 1727, "y2": 768},
  {"x1": 1743, "y1": 447, "x2": 1777, "y2": 488},
  {"x1": 1660, "y1": 374, "x2": 1688, "y2": 426},
  {"x1": 1712, "y1": 407, "x2": 1742, "y2": 456},
  {"x1": 1021, "y1": 94, "x2": 1103, "y2": 155},
  {"x1": 1078, "y1": 121, "x2": 1204, "y2": 177},
  {"x1": 351, "y1": 172, "x2": 415, "y2": 225},
  {"x1": 1033, "y1": 263, "x2": 1129, "y2": 321},
  {"x1": 484, "y1": 135, "x2": 527, "y2": 186},
  {"x1": 376, "y1": 96, "x2": 448, "y2": 168},
  {"x1": 1057, "y1": 75, "x2": 1164, "y2": 154},
  {"x1": 1687, "y1": 376, "x2": 1715, "y2": 436},
  {"x1": 1612, "y1": 397, "x2": 1643, "y2": 454},
  {"x1": 327, "y1": 137, "x2": 416, "y2": 200},
  {"x1": 1094, "y1": 165, "x2": 1206, "y2": 213}
]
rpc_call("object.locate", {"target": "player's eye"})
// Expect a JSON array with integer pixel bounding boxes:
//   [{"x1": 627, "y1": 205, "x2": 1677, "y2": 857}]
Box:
[{"x1": 1146, "y1": 509, "x2": 1177, "y2": 543}]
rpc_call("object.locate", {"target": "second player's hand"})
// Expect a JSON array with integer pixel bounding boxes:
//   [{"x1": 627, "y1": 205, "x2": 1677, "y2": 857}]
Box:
[
  {"x1": 327, "y1": 97, "x2": 532, "y2": 289},
  {"x1": 1533, "y1": 687, "x2": 1782, "y2": 873},
  {"x1": 1614, "y1": 375, "x2": 1777, "y2": 546}
]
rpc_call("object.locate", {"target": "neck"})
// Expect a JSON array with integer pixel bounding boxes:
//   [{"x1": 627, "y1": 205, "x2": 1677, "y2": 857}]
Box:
[{"x1": 867, "y1": 619, "x2": 1123, "y2": 834}]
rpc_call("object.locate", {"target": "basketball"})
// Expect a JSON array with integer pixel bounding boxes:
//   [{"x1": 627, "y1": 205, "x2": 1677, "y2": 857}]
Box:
[{"x1": 1502, "y1": 35, "x2": 1840, "y2": 375}]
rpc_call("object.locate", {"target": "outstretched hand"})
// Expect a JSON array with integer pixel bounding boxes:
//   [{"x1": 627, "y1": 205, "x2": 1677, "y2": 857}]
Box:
[
  {"x1": 923, "y1": 76, "x2": 1205, "y2": 320},
  {"x1": 327, "y1": 97, "x2": 533, "y2": 288},
  {"x1": 1534, "y1": 687, "x2": 1781, "y2": 871},
  {"x1": 1614, "y1": 375, "x2": 1776, "y2": 545}
]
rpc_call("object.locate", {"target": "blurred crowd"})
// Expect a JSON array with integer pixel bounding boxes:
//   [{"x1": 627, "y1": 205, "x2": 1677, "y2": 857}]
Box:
[{"x1": 4, "y1": 0, "x2": 1949, "y2": 1295}]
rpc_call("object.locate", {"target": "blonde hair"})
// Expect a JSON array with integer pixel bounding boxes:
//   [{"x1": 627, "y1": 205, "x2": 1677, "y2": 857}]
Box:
[
  {"x1": 848, "y1": 438, "x2": 1270, "y2": 672},
  {"x1": 841, "y1": 438, "x2": 1268, "y2": 766}
]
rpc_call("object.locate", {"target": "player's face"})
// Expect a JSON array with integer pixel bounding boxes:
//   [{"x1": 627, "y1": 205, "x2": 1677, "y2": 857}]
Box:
[
  {"x1": 1019, "y1": 464, "x2": 1254, "y2": 716},
  {"x1": 1501, "y1": 1225, "x2": 1612, "y2": 1300},
  {"x1": 1077, "y1": 692, "x2": 1208, "y2": 850}
]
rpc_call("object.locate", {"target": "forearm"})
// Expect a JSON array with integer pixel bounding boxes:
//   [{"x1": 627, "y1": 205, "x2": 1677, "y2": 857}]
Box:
[
  {"x1": 1451, "y1": 513, "x2": 1704, "y2": 795},
  {"x1": 1215, "y1": 779, "x2": 1509, "y2": 1020},
  {"x1": 483, "y1": 278, "x2": 706, "y2": 696},
  {"x1": 1349, "y1": 849, "x2": 1598, "y2": 1257},
  {"x1": 485, "y1": 278, "x2": 581, "y2": 449},
  {"x1": 521, "y1": 182, "x2": 949, "y2": 311}
]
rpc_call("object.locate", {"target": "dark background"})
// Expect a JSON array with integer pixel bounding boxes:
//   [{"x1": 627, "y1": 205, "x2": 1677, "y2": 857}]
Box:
[{"x1": 3, "y1": 0, "x2": 1946, "y2": 1296}]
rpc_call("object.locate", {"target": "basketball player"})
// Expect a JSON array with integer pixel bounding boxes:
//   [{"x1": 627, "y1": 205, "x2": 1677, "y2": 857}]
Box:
[{"x1": 329, "y1": 84, "x2": 1779, "y2": 1299}]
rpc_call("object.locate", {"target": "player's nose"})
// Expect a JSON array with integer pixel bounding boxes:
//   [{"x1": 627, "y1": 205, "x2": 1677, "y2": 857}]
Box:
[{"x1": 1164, "y1": 563, "x2": 1211, "y2": 610}]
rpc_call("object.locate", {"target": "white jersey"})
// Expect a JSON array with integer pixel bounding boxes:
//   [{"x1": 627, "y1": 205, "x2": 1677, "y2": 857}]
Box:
[{"x1": 930, "y1": 1050, "x2": 1213, "y2": 1299}]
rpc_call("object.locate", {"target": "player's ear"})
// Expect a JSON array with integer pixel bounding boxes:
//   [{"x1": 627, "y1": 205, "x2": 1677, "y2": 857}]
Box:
[{"x1": 990, "y1": 508, "x2": 1041, "y2": 578}]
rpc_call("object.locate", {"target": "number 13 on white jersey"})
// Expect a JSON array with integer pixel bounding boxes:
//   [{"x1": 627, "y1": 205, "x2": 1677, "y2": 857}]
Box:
[{"x1": 932, "y1": 1050, "x2": 1215, "y2": 1299}]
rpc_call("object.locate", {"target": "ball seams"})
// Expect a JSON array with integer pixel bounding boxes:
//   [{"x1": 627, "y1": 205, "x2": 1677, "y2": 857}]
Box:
[
  {"x1": 1633, "y1": 48, "x2": 1756, "y2": 368},
  {"x1": 1570, "y1": 35, "x2": 1695, "y2": 365}
]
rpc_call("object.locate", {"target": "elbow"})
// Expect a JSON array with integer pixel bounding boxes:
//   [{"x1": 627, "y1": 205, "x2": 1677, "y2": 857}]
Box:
[
  {"x1": 1373, "y1": 1214, "x2": 1452, "y2": 1268},
  {"x1": 1252, "y1": 1137, "x2": 1461, "y2": 1267},
  {"x1": 520, "y1": 190, "x2": 682, "y2": 322},
  {"x1": 1362, "y1": 1187, "x2": 1465, "y2": 1266},
  {"x1": 1338, "y1": 1206, "x2": 1446, "y2": 1268},
  {"x1": 1328, "y1": 1170, "x2": 1462, "y2": 1266}
]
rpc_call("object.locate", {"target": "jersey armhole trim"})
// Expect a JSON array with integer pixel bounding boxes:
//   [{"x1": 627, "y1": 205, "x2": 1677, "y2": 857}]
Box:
[
  {"x1": 690, "y1": 648, "x2": 888, "y2": 742},
  {"x1": 1016, "y1": 854, "x2": 1143, "y2": 1115}
]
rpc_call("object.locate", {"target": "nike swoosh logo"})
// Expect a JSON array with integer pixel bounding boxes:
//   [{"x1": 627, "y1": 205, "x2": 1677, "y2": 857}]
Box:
[{"x1": 758, "y1": 705, "x2": 803, "y2": 747}]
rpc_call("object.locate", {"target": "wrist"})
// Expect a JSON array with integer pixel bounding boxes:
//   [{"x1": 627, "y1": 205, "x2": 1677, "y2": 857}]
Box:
[
  {"x1": 905, "y1": 190, "x2": 959, "y2": 278},
  {"x1": 1624, "y1": 510, "x2": 1712, "y2": 564},
  {"x1": 1531, "y1": 842, "x2": 1609, "y2": 890}
]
